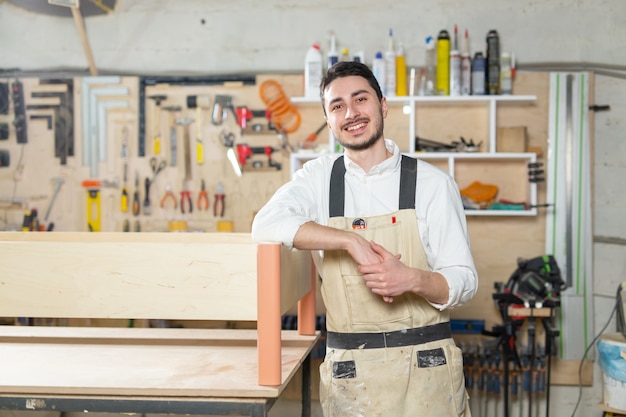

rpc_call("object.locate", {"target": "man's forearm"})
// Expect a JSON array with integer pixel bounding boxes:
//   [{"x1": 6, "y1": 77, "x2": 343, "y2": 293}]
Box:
[{"x1": 292, "y1": 221, "x2": 353, "y2": 251}]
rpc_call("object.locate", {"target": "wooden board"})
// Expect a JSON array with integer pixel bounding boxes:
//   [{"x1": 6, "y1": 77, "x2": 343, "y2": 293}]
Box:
[
  {"x1": 0, "y1": 232, "x2": 311, "y2": 321},
  {"x1": 0, "y1": 327, "x2": 318, "y2": 398}
]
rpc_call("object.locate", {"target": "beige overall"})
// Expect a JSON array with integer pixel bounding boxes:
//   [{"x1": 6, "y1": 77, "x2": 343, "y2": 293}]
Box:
[{"x1": 319, "y1": 156, "x2": 470, "y2": 417}]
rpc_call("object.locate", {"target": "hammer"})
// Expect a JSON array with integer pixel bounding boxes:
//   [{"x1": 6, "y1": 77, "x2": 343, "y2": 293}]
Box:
[{"x1": 186, "y1": 96, "x2": 211, "y2": 165}]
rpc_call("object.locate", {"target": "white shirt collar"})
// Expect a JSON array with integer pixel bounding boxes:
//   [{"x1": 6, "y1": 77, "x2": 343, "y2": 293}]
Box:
[{"x1": 344, "y1": 139, "x2": 402, "y2": 176}]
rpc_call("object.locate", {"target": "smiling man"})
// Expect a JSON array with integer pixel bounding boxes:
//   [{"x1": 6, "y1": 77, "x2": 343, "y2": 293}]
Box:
[{"x1": 252, "y1": 61, "x2": 478, "y2": 417}]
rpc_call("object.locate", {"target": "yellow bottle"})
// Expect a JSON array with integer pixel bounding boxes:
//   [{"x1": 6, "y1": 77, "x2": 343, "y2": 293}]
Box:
[
  {"x1": 436, "y1": 29, "x2": 450, "y2": 96},
  {"x1": 396, "y1": 43, "x2": 407, "y2": 96}
]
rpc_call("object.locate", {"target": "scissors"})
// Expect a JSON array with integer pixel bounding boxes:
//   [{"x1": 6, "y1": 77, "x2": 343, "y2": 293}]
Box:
[{"x1": 150, "y1": 157, "x2": 166, "y2": 181}]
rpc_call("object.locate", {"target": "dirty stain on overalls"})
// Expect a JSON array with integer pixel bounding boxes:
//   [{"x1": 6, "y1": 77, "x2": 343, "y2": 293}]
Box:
[{"x1": 319, "y1": 155, "x2": 471, "y2": 417}]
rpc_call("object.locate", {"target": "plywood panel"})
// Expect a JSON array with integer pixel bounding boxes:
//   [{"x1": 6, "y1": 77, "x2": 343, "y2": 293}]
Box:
[{"x1": 0, "y1": 327, "x2": 318, "y2": 398}]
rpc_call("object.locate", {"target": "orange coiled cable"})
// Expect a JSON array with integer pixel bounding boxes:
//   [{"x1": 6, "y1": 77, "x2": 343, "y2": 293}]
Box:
[{"x1": 259, "y1": 80, "x2": 301, "y2": 134}]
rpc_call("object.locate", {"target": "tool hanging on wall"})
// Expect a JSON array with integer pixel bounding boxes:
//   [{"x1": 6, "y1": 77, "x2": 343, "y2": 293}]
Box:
[
  {"x1": 187, "y1": 95, "x2": 210, "y2": 165},
  {"x1": 259, "y1": 80, "x2": 301, "y2": 134},
  {"x1": 160, "y1": 184, "x2": 177, "y2": 210},
  {"x1": 82, "y1": 180, "x2": 102, "y2": 232},
  {"x1": 120, "y1": 127, "x2": 129, "y2": 212},
  {"x1": 176, "y1": 118, "x2": 194, "y2": 213},
  {"x1": 219, "y1": 130, "x2": 242, "y2": 177},
  {"x1": 235, "y1": 106, "x2": 272, "y2": 134},
  {"x1": 132, "y1": 171, "x2": 140, "y2": 216},
  {"x1": 12, "y1": 80, "x2": 27, "y2": 144},
  {"x1": 143, "y1": 177, "x2": 152, "y2": 216},
  {"x1": 214, "y1": 181, "x2": 225, "y2": 217},
  {"x1": 148, "y1": 95, "x2": 167, "y2": 155},
  {"x1": 235, "y1": 144, "x2": 281, "y2": 171},
  {"x1": 44, "y1": 177, "x2": 65, "y2": 224},
  {"x1": 163, "y1": 105, "x2": 181, "y2": 166},
  {"x1": 197, "y1": 179, "x2": 209, "y2": 211},
  {"x1": 211, "y1": 95, "x2": 235, "y2": 126}
]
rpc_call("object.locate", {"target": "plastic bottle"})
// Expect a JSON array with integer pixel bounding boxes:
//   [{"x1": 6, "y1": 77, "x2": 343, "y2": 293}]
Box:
[
  {"x1": 486, "y1": 29, "x2": 500, "y2": 95},
  {"x1": 304, "y1": 43, "x2": 323, "y2": 99},
  {"x1": 327, "y1": 31, "x2": 339, "y2": 69},
  {"x1": 341, "y1": 47, "x2": 350, "y2": 62},
  {"x1": 436, "y1": 29, "x2": 450, "y2": 96},
  {"x1": 449, "y1": 49, "x2": 461, "y2": 96},
  {"x1": 395, "y1": 43, "x2": 407, "y2": 96},
  {"x1": 423, "y1": 36, "x2": 436, "y2": 96},
  {"x1": 372, "y1": 51, "x2": 386, "y2": 96},
  {"x1": 384, "y1": 28, "x2": 397, "y2": 97},
  {"x1": 500, "y1": 51, "x2": 513, "y2": 95},
  {"x1": 461, "y1": 28, "x2": 471, "y2": 96},
  {"x1": 471, "y1": 52, "x2": 486, "y2": 95}
]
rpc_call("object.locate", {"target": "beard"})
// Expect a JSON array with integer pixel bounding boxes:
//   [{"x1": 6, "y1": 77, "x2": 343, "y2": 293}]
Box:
[{"x1": 335, "y1": 114, "x2": 384, "y2": 152}]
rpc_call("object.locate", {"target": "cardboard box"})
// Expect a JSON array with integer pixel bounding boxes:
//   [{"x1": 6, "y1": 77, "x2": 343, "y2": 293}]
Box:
[{"x1": 497, "y1": 126, "x2": 528, "y2": 153}]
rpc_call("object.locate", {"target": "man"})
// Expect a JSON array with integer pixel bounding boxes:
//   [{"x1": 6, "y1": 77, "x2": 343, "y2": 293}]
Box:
[{"x1": 251, "y1": 61, "x2": 478, "y2": 416}]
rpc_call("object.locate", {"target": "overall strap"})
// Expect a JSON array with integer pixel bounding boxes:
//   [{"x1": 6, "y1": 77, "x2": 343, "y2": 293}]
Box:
[
  {"x1": 329, "y1": 156, "x2": 346, "y2": 218},
  {"x1": 399, "y1": 155, "x2": 417, "y2": 210},
  {"x1": 329, "y1": 154, "x2": 418, "y2": 217}
]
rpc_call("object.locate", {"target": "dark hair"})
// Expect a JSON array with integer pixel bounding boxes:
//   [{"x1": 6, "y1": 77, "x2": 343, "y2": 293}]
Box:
[{"x1": 320, "y1": 61, "x2": 384, "y2": 108}]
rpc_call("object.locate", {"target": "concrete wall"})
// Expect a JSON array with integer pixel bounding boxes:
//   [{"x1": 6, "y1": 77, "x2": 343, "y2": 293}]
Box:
[{"x1": 1, "y1": 1, "x2": 626, "y2": 416}]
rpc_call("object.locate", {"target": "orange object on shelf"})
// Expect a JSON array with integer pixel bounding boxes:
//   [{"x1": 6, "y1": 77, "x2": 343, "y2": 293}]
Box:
[{"x1": 259, "y1": 80, "x2": 301, "y2": 134}]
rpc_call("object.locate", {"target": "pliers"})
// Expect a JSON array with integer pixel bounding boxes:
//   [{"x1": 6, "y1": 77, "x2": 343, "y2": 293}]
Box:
[
  {"x1": 197, "y1": 179, "x2": 209, "y2": 211},
  {"x1": 160, "y1": 184, "x2": 177, "y2": 209},
  {"x1": 214, "y1": 181, "x2": 225, "y2": 217},
  {"x1": 180, "y1": 180, "x2": 192, "y2": 214}
]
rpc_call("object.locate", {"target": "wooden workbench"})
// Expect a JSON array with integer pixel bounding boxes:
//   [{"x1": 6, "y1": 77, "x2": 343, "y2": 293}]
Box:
[{"x1": 0, "y1": 232, "x2": 319, "y2": 417}]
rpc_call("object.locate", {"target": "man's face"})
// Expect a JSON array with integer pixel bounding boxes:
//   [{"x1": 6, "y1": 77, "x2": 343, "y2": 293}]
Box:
[{"x1": 323, "y1": 75, "x2": 387, "y2": 151}]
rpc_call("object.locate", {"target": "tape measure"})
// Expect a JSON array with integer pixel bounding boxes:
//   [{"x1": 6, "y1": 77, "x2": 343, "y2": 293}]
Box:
[{"x1": 82, "y1": 180, "x2": 102, "y2": 232}]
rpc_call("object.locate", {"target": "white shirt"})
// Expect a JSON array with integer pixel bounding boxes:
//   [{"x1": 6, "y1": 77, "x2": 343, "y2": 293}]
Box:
[{"x1": 252, "y1": 139, "x2": 478, "y2": 310}]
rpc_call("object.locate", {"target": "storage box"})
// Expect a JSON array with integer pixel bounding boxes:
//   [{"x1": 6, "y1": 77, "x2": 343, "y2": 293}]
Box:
[
  {"x1": 497, "y1": 126, "x2": 528, "y2": 153},
  {"x1": 598, "y1": 333, "x2": 626, "y2": 412}
]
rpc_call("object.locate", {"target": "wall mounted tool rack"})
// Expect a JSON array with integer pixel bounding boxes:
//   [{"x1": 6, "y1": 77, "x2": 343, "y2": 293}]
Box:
[{"x1": 137, "y1": 74, "x2": 256, "y2": 157}]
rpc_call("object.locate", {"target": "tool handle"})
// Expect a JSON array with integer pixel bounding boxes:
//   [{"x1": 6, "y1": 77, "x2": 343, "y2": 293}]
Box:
[
  {"x1": 196, "y1": 139, "x2": 203, "y2": 164},
  {"x1": 121, "y1": 188, "x2": 128, "y2": 212},
  {"x1": 197, "y1": 192, "x2": 209, "y2": 210},
  {"x1": 180, "y1": 191, "x2": 193, "y2": 214},
  {"x1": 132, "y1": 190, "x2": 140, "y2": 216},
  {"x1": 154, "y1": 135, "x2": 161, "y2": 155},
  {"x1": 214, "y1": 194, "x2": 225, "y2": 217}
]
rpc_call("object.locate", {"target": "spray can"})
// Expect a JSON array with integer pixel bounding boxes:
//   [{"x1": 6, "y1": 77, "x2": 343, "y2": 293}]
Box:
[
  {"x1": 304, "y1": 43, "x2": 323, "y2": 99},
  {"x1": 471, "y1": 52, "x2": 486, "y2": 95},
  {"x1": 500, "y1": 52, "x2": 513, "y2": 95},
  {"x1": 436, "y1": 29, "x2": 450, "y2": 96},
  {"x1": 372, "y1": 51, "x2": 386, "y2": 96},
  {"x1": 486, "y1": 29, "x2": 500, "y2": 95},
  {"x1": 449, "y1": 49, "x2": 461, "y2": 96}
]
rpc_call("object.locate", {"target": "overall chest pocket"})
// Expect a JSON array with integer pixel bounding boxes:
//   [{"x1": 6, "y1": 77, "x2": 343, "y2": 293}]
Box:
[{"x1": 339, "y1": 221, "x2": 411, "y2": 326}]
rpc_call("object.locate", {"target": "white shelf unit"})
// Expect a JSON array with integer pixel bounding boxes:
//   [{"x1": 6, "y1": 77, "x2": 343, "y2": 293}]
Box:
[{"x1": 290, "y1": 95, "x2": 538, "y2": 216}]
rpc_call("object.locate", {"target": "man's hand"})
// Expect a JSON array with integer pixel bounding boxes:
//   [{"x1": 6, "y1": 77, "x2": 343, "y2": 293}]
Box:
[{"x1": 358, "y1": 241, "x2": 413, "y2": 303}]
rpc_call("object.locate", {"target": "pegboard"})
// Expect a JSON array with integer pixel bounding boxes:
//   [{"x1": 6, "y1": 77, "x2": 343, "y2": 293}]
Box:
[{"x1": 0, "y1": 73, "x2": 321, "y2": 233}]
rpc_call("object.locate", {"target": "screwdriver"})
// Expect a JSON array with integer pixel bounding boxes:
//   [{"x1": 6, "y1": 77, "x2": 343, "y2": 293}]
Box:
[
  {"x1": 121, "y1": 163, "x2": 129, "y2": 212},
  {"x1": 132, "y1": 171, "x2": 140, "y2": 216},
  {"x1": 305, "y1": 122, "x2": 327, "y2": 143},
  {"x1": 143, "y1": 177, "x2": 152, "y2": 215},
  {"x1": 120, "y1": 127, "x2": 129, "y2": 212}
]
